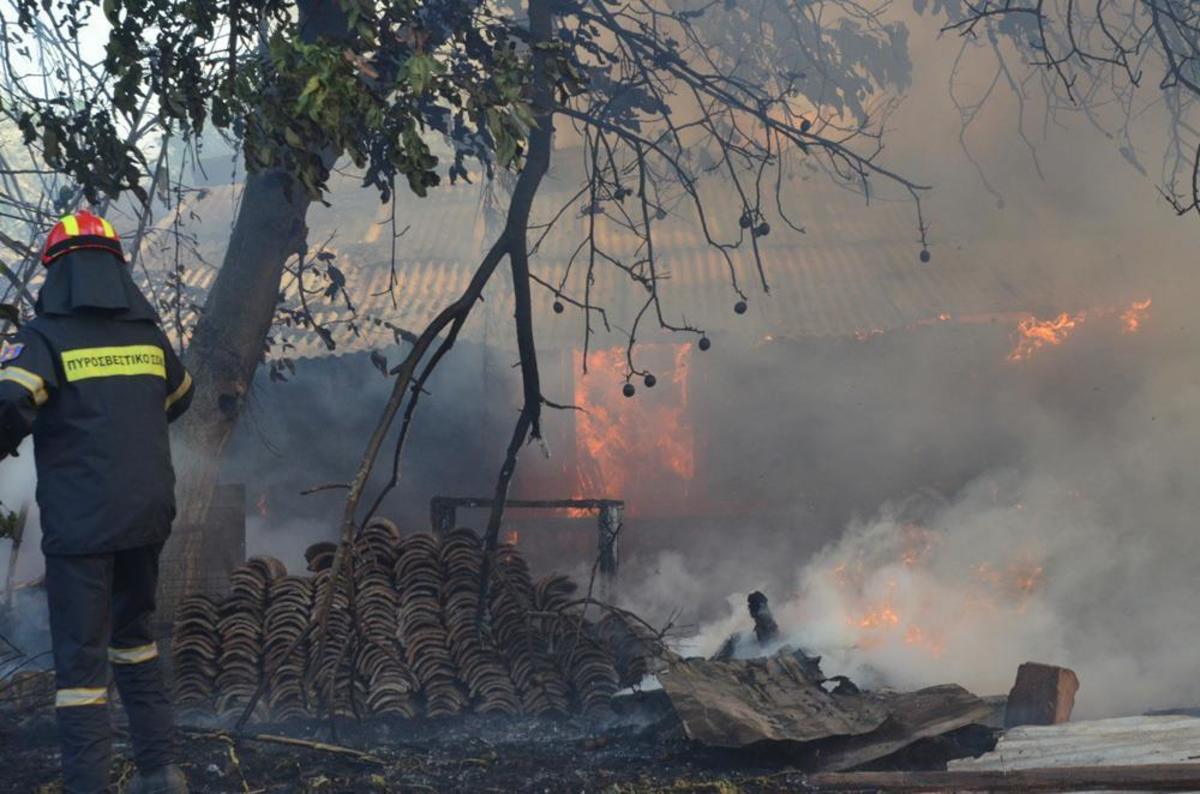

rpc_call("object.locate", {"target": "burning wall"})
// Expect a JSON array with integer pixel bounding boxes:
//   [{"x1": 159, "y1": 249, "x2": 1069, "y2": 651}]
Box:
[{"x1": 569, "y1": 344, "x2": 695, "y2": 516}]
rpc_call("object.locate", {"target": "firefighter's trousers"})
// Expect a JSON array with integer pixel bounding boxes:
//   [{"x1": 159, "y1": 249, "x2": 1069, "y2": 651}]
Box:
[{"x1": 44, "y1": 543, "x2": 177, "y2": 794}]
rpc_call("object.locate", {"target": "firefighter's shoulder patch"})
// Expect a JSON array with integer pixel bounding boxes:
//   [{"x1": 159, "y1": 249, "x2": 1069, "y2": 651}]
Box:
[{"x1": 0, "y1": 341, "x2": 24, "y2": 365}]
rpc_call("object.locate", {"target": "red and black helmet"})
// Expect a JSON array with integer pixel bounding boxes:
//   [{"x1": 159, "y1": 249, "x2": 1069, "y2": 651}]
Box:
[{"x1": 41, "y1": 210, "x2": 124, "y2": 266}]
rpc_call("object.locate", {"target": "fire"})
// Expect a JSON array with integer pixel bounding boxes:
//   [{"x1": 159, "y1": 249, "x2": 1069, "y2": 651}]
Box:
[
  {"x1": 899, "y1": 522, "x2": 938, "y2": 567},
  {"x1": 832, "y1": 524, "x2": 1046, "y2": 660},
  {"x1": 1007, "y1": 312, "x2": 1084, "y2": 362},
  {"x1": 858, "y1": 605, "x2": 900, "y2": 629},
  {"x1": 1121, "y1": 299, "x2": 1151, "y2": 333},
  {"x1": 1006, "y1": 297, "x2": 1152, "y2": 360},
  {"x1": 570, "y1": 344, "x2": 694, "y2": 516},
  {"x1": 847, "y1": 581, "x2": 947, "y2": 657},
  {"x1": 903, "y1": 625, "x2": 945, "y2": 656},
  {"x1": 504, "y1": 529, "x2": 520, "y2": 545},
  {"x1": 972, "y1": 558, "x2": 1045, "y2": 601}
]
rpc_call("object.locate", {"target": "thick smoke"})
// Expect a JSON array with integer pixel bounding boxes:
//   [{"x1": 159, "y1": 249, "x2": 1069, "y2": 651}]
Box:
[
  {"x1": 644, "y1": 300, "x2": 1200, "y2": 720},
  {"x1": 581, "y1": 10, "x2": 1200, "y2": 722}
]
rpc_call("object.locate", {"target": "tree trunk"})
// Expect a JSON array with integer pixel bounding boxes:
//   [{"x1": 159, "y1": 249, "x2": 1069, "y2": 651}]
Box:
[
  {"x1": 160, "y1": 169, "x2": 312, "y2": 616},
  {"x1": 177, "y1": 169, "x2": 311, "y2": 517},
  {"x1": 159, "y1": 0, "x2": 348, "y2": 619}
]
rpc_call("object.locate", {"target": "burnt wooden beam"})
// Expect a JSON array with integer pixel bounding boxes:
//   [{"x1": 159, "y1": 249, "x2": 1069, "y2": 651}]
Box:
[
  {"x1": 431, "y1": 495, "x2": 627, "y2": 593},
  {"x1": 597, "y1": 503, "x2": 622, "y2": 598},
  {"x1": 1005, "y1": 661, "x2": 1080, "y2": 728},
  {"x1": 805, "y1": 764, "x2": 1200, "y2": 791},
  {"x1": 430, "y1": 496, "x2": 626, "y2": 514},
  {"x1": 430, "y1": 500, "x2": 457, "y2": 534}
]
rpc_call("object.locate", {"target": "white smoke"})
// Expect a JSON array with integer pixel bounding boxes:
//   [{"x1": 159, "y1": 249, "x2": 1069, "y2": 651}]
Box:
[
  {"x1": 747, "y1": 476, "x2": 1075, "y2": 696},
  {"x1": 679, "y1": 316, "x2": 1200, "y2": 720}
]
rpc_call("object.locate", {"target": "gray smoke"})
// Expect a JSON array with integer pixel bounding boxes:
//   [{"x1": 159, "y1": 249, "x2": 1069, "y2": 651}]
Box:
[
  {"x1": 594, "y1": 10, "x2": 1200, "y2": 722},
  {"x1": 647, "y1": 298, "x2": 1200, "y2": 720}
]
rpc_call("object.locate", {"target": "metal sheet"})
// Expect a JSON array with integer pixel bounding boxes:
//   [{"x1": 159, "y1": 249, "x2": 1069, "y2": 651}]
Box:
[
  {"x1": 657, "y1": 655, "x2": 890, "y2": 748},
  {"x1": 951, "y1": 715, "x2": 1200, "y2": 771}
]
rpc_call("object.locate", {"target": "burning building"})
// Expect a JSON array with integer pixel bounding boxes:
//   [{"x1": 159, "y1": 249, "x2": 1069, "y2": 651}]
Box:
[
  {"x1": 47, "y1": 121, "x2": 1180, "y2": 728},
  {"x1": 132, "y1": 149, "x2": 1157, "y2": 598}
]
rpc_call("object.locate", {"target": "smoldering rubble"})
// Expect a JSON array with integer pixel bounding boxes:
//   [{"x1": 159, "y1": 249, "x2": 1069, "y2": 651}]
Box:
[{"x1": 10, "y1": 521, "x2": 1159, "y2": 794}]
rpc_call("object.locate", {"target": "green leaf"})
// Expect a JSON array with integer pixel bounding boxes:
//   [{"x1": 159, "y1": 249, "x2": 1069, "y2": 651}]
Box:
[
  {"x1": 405, "y1": 54, "x2": 442, "y2": 94},
  {"x1": 512, "y1": 100, "x2": 536, "y2": 130},
  {"x1": 299, "y1": 74, "x2": 321, "y2": 99}
]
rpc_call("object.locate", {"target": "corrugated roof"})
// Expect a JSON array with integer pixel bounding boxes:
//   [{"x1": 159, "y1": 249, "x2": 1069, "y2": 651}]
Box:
[
  {"x1": 950, "y1": 715, "x2": 1200, "y2": 771},
  {"x1": 135, "y1": 165, "x2": 1080, "y2": 358}
]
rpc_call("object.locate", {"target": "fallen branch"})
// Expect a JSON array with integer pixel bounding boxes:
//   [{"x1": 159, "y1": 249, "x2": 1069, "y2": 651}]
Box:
[
  {"x1": 804, "y1": 764, "x2": 1200, "y2": 792},
  {"x1": 300, "y1": 483, "x2": 351, "y2": 496},
  {"x1": 181, "y1": 727, "x2": 386, "y2": 766}
]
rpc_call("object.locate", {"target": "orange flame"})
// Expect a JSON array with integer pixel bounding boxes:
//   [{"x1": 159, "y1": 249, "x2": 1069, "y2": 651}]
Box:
[
  {"x1": 858, "y1": 605, "x2": 900, "y2": 629},
  {"x1": 570, "y1": 344, "x2": 694, "y2": 516},
  {"x1": 1121, "y1": 299, "x2": 1151, "y2": 333},
  {"x1": 504, "y1": 529, "x2": 520, "y2": 545},
  {"x1": 836, "y1": 527, "x2": 1045, "y2": 659},
  {"x1": 903, "y1": 624, "x2": 946, "y2": 656},
  {"x1": 1007, "y1": 312, "x2": 1085, "y2": 362},
  {"x1": 900, "y1": 522, "x2": 938, "y2": 567},
  {"x1": 972, "y1": 558, "x2": 1045, "y2": 601}
]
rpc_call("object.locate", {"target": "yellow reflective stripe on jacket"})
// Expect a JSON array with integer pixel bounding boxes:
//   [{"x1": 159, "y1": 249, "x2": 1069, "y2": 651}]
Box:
[
  {"x1": 61, "y1": 345, "x2": 166, "y2": 383},
  {"x1": 0, "y1": 366, "x2": 49, "y2": 405},
  {"x1": 55, "y1": 687, "x2": 108, "y2": 707},
  {"x1": 108, "y1": 642, "x2": 158, "y2": 665},
  {"x1": 165, "y1": 371, "x2": 192, "y2": 411},
  {"x1": 60, "y1": 214, "x2": 80, "y2": 236},
  {"x1": 100, "y1": 218, "x2": 116, "y2": 238}
]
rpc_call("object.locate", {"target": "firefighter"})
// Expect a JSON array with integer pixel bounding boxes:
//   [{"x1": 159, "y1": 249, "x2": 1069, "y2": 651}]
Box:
[{"x1": 0, "y1": 210, "x2": 192, "y2": 793}]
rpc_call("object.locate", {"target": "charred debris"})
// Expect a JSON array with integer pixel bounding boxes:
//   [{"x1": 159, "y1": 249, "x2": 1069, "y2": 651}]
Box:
[{"x1": 1, "y1": 520, "x2": 1115, "y2": 792}]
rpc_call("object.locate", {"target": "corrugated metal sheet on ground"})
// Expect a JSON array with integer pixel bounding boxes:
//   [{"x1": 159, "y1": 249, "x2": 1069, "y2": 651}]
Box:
[{"x1": 950, "y1": 715, "x2": 1200, "y2": 771}]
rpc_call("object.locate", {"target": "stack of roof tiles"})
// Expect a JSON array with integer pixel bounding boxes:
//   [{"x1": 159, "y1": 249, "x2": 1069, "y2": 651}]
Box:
[{"x1": 173, "y1": 521, "x2": 645, "y2": 723}]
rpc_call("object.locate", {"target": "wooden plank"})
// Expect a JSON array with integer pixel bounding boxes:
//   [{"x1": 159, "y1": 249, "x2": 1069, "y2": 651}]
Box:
[
  {"x1": 806, "y1": 763, "x2": 1200, "y2": 791},
  {"x1": 1005, "y1": 662, "x2": 1079, "y2": 728}
]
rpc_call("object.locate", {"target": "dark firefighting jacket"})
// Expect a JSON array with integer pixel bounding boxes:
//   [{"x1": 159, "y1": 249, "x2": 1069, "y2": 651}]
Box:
[{"x1": 0, "y1": 249, "x2": 193, "y2": 555}]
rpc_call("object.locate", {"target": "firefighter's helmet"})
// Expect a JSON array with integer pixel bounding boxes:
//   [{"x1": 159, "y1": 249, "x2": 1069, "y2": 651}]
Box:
[{"x1": 41, "y1": 210, "x2": 124, "y2": 266}]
